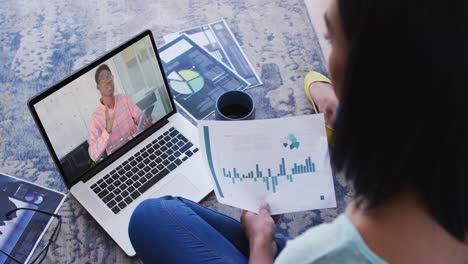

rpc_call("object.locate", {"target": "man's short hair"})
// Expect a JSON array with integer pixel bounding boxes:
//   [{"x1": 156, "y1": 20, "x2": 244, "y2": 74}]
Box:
[{"x1": 95, "y1": 64, "x2": 111, "y2": 84}]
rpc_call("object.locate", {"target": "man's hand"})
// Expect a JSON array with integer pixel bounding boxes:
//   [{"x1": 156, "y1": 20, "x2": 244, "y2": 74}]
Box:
[
  {"x1": 143, "y1": 116, "x2": 152, "y2": 130},
  {"x1": 241, "y1": 202, "x2": 277, "y2": 264},
  {"x1": 105, "y1": 106, "x2": 116, "y2": 133}
]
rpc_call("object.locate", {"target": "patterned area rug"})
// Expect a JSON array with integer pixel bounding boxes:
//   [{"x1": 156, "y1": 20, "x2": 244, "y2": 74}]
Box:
[{"x1": 0, "y1": 0, "x2": 351, "y2": 262}]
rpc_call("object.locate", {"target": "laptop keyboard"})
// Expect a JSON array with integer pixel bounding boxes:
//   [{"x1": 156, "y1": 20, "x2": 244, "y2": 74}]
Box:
[{"x1": 90, "y1": 127, "x2": 199, "y2": 214}]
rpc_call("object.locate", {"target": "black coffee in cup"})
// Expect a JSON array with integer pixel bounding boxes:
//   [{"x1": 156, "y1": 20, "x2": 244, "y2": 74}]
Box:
[
  {"x1": 215, "y1": 91, "x2": 255, "y2": 120},
  {"x1": 219, "y1": 104, "x2": 252, "y2": 119}
]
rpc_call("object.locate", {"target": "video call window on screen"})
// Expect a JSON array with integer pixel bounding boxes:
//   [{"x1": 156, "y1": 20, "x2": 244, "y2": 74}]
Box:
[{"x1": 34, "y1": 36, "x2": 173, "y2": 183}]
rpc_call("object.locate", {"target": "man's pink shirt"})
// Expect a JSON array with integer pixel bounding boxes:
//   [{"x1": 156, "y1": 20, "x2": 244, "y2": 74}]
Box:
[{"x1": 88, "y1": 94, "x2": 143, "y2": 161}]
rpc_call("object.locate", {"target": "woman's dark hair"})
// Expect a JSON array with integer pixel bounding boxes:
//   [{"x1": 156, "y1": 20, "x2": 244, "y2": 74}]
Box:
[
  {"x1": 95, "y1": 64, "x2": 111, "y2": 84},
  {"x1": 332, "y1": 0, "x2": 467, "y2": 241}
]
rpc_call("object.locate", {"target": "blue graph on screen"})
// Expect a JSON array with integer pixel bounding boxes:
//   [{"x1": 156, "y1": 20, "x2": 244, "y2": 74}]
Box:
[{"x1": 203, "y1": 126, "x2": 317, "y2": 197}]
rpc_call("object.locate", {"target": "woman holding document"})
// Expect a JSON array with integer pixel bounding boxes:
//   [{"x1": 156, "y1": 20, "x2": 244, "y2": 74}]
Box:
[{"x1": 128, "y1": 0, "x2": 468, "y2": 263}]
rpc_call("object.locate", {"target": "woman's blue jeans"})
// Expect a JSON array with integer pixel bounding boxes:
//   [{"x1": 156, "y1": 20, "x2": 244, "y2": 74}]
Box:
[{"x1": 128, "y1": 196, "x2": 287, "y2": 263}]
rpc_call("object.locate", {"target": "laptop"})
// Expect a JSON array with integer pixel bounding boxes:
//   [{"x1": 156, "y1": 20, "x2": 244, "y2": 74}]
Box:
[{"x1": 28, "y1": 30, "x2": 213, "y2": 256}]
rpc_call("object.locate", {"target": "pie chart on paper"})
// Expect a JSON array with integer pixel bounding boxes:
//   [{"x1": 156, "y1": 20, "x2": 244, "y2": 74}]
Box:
[{"x1": 168, "y1": 69, "x2": 205, "y2": 95}]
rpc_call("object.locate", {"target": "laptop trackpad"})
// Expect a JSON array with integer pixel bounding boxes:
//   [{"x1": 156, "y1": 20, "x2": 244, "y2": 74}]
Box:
[{"x1": 150, "y1": 174, "x2": 200, "y2": 199}]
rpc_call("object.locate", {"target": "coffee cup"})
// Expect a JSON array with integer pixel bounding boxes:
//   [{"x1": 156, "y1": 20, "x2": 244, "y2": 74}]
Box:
[{"x1": 215, "y1": 90, "x2": 255, "y2": 120}]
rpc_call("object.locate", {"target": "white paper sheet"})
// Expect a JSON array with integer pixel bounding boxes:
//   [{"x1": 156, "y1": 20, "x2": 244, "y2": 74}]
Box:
[
  {"x1": 0, "y1": 172, "x2": 66, "y2": 264},
  {"x1": 158, "y1": 34, "x2": 250, "y2": 121},
  {"x1": 198, "y1": 114, "x2": 337, "y2": 214},
  {"x1": 162, "y1": 20, "x2": 262, "y2": 88}
]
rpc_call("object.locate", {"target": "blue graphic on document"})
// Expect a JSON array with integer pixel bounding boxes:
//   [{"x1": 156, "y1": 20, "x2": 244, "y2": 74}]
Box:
[
  {"x1": 203, "y1": 127, "x2": 319, "y2": 196},
  {"x1": 168, "y1": 68, "x2": 205, "y2": 95},
  {"x1": 283, "y1": 134, "x2": 300, "y2": 150},
  {"x1": 222, "y1": 156, "x2": 316, "y2": 193}
]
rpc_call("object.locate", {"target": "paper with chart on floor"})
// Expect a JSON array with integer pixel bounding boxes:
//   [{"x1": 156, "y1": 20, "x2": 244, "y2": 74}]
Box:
[
  {"x1": 158, "y1": 34, "x2": 250, "y2": 121},
  {"x1": 162, "y1": 20, "x2": 262, "y2": 88},
  {"x1": 0, "y1": 172, "x2": 66, "y2": 264},
  {"x1": 198, "y1": 114, "x2": 336, "y2": 215}
]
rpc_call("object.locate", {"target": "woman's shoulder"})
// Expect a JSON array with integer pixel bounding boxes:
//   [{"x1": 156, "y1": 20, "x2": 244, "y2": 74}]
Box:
[{"x1": 275, "y1": 214, "x2": 386, "y2": 264}]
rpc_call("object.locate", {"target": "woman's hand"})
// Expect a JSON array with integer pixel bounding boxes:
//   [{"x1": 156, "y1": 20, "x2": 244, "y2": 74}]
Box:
[
  {"x1": 308, "y1": 81, "x2": 339, "y2": 128},
  {"x1": 241, "y1": 202, "x2": 277, "y2": 264}
]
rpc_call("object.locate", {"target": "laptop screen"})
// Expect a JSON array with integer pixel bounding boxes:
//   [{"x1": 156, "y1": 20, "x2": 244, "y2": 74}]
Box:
[{"x1": 31, "y1": 33, "x2": 174, "y2": 186}]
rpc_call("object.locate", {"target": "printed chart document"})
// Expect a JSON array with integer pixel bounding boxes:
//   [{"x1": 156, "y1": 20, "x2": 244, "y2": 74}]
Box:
[
  {"x1": 159, "y1": 34, "x2": 250, "y2": 121},
  {"x1": 162, "y1": 20, "x2": 262, "y2": 88},
  {"x1": 198, "y1": 115, "x2": 337, "y2": 214},
  {"x1": 0, "y1": 172, "x2": 66, "y2": 264}
]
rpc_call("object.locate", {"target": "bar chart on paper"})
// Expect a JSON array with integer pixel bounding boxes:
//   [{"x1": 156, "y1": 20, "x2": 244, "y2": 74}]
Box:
[
  {"x1": 199, "y1": 115, "x2": 337, "y2": 215},
  {"x1": 222, "y1": 157, "x2": 316, "y2": 193}
]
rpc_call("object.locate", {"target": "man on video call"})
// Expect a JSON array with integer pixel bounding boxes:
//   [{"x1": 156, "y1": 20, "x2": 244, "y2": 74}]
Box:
[{"x1": 88, "y1": 64, "x2": 152, "y2": 162}]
